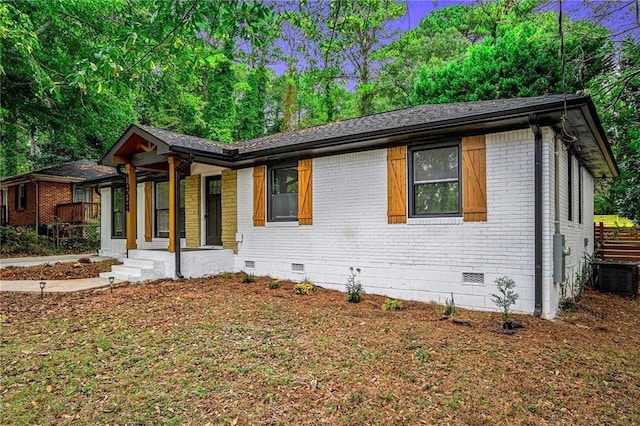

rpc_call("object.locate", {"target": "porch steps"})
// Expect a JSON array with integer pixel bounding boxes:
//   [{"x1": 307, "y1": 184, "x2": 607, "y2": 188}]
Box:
[{"x1": 99, "y1": 258, "x2": 165, "y2": 283}]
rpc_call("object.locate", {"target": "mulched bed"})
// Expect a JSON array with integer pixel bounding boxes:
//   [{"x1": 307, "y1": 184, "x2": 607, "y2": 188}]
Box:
[
  {"x1": 0, "y1": 259, "x2": 121, "y2": 280},
  {"x1": 1, "y1": 273, "x2": 638, "y2": 424}
]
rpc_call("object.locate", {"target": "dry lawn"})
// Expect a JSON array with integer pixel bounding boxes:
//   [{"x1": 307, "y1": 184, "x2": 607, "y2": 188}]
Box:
[{"x1": 1, "y1": 274, "x2": 639, "y2": 425}]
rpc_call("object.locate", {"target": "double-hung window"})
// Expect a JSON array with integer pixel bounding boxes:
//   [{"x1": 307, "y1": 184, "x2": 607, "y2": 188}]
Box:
[
  {"x1": 111, "y1": 186, "x2": 126, "y2": 238},
  {"x1": 268, "y1": 164, "x2": 298, "y2": 221},
  {"x1": 409, "y1": 143, "x2": 461, "y2": 216},
  {"x1": 15, "y1": 184, "x2": 27, "y2": 210},
  {"x1": 155, "y1": 180, "x2": 185, "y2": 238}
]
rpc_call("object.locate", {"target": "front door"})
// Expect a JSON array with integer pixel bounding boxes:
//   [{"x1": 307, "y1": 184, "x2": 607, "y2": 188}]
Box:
[{"x1": 205, "y1": 176, "x2": 222, "y2": 246}]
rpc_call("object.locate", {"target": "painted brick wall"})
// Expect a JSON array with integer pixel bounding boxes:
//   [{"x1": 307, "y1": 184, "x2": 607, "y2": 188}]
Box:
[
  {"x1": 235, "y1": 129, "x2": 551, "y2": 316},
  {"x1": 184, "y1": 175, "x2": 201, "y2": 247},
  {"x1": 39, "y1": 181, "x2": 72, "y2": 225},
  {"x1": 221, "y1": 170, "x2": 238, "y2": 253}
]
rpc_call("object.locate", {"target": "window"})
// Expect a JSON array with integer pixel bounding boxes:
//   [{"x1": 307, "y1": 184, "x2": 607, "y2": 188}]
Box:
[
  {"x1": 112, "y1": 186, "x2": 126, "y2": 238},
  {"x1": 268, "y1": 164, "x2": 298, "y2": 221},
  {"x1": 409, "y1": 144, "x2": 461, "y2": 216},
  {"x1": 567, "y1": 151, "x2": 573, "y2": 221},
  {"x1": 578, "y1": 164, "x2": 583, "y2": 224},
  {"x1": 73, "y1": 185, "x2": 93, "y2": 202},
  {"x1": 15, "y1": 184, "x2": 27, "y2": 210},
  {"x1": 155, "y1": 180, "x2": 185, "y2": 238}
]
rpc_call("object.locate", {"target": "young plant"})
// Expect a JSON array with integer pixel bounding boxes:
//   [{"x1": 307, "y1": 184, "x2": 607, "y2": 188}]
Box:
[
  {"x1": 219, "y1": 271, "x2": 233, "y2": 279},
  {"x1": 268, "y1": 280, "x2": 280, "y2": 289},
  {"x1": 491, "y1": 276, "x2": 519, "y2": 325},
  {"x1": 345, "y1": 267, "x2": 364, "y2": 303},
  {"x1": 444, "y1": 293, "x2": 455, "y2": 317},
  {"x1": 295, "y1": 278, "x2": 316, "y2": 295},
  {"x1": 242, "y1": 272, "x2": 255, "y2": 284},
  {"x1": 381, "y1": 298, "x2": 404, "y2": 311}
]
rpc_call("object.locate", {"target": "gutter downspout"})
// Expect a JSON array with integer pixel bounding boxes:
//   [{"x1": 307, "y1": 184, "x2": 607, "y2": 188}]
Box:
[
  {"x1": 529, "y1": 114, "x2": 543, "y2": 317},
  {"x1": 174, "y1": 154, "x2": 194, "y2": 279},
  {"x1": 116, "y1": 165, "x2": 129, "y2": 258}
]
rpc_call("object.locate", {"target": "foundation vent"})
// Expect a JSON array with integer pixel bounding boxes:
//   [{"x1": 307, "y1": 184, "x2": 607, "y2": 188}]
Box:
[
  {"x1": 291, "y1": 263, "x2": 305, "y2": 272},
  {"x1": 463, "y1": 272, "x2": 484, "y2": 284},
  {"x1": 244, "y1": 260, "x2": 255, "y2": 269}
]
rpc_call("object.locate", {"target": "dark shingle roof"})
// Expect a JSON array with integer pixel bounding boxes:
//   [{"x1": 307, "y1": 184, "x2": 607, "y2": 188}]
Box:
[
  {"x1": 231, "y1": 94, "x2": 578, "y2": 154},
  {"x1": 2, "y1": 160, "x2": 115, "y2": 183},
  {"x1": 136, "y1": 124, "x2": 231, "y2": 154}
]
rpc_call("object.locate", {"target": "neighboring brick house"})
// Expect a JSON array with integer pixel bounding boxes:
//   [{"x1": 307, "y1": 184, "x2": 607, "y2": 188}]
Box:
[
  {"x1": 96, "y1": 95, "x2": 618, "y2": 319},
  {"x1": 0, "y1": 160, "x2": 116, "y2": 231}
]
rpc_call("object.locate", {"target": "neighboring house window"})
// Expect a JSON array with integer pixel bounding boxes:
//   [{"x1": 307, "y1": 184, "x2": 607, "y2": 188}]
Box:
[
  {"x1": 409, "y1": 143, "x2": 461, "y2": 216},
  {"x1": 567, "y1": 151, "x2": 573, "y2": 221},
  {"x1": 268, "y1": 164, "x2": 298, "y2": 221},
  {"x1": 112, "y1": 186, "x2": 126, "y2": 238},
  {"x1": 15, "y1": 184, "x2": 27, "y2": 210},
  {"x1": 155, "y1": 180, "x2": 185, "y2": 238},
  {"x1": 578, "y1": 164, "x2": 583, "y2": 224},
  {"x1": 73, "y1": 185, "x2": 94, "y2": 202}
]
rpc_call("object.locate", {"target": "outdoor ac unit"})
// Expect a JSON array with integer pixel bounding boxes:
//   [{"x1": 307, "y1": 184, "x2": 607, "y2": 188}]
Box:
[{"x1": 592, "y1": 261, "x2": 639, "y2": 297}]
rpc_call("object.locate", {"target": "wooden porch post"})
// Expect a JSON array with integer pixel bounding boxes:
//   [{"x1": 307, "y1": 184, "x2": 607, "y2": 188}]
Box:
[
  {"x1": 125, "y1": 164, "x2": 137, "y2": 250},
  {"x1": 168, "y1": 156, "x2": 177, "y2": 253}
]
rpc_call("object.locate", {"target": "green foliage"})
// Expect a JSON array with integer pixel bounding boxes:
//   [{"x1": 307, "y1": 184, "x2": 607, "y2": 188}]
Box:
[
  {"x1": 219, "y1": 271, "x2": 233, "y2": 279},
  {"x1": 242, "y1": 272, "x2": 255, "y2": 284},
  {"x1": 490, "y1": 277, "x2": 519, "y2": 324},
  {"x1": 0, "y1": 226, "x2": 52, "y2": 256},
  {"x1": 444, "y1": 293, "x2": 455, "y2": 317},
  {"x1": 381, "y1": 298, "x2": 404, "y2": 311},
  {"x1": 295, "y1": 279, "x2": 316, "y2": 295},
  {"x1": 345, "y1": 267, "x2": 364, "y2": 303},
  {"x1": 268, "y1": 280, "x2": 280, "y2": 290}
]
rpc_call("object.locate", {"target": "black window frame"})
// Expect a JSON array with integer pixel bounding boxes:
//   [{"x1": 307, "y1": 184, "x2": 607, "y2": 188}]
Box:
[
  {"x1": 408, "y1": 141, "x2": 462, "y2": 218},
  {"x1": 111, "y1": 185, "x2": 126, "y2": 239},
  {"x1": 154, "y1": 180, "x2": 186, "y2": 238},
  {"x1": 567, "y1": 150, "x2": 573, "y2": 221},
  {"x1": 267, "y1": 163, "x2": 299, "y2": 222},
  {"x1": 578, "y1": 163, "x2": 583, "y2": 224},
  {"x1": 15, "y1": 184, "x2": 27, "y2": 211}
]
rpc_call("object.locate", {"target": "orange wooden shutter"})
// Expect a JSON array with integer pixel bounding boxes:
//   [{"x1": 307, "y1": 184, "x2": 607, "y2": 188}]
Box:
[
  {"x1": 144, "y1": 182, "x2": 152, "y2": 242},
  {"x1": 298, "y1": 159, "x2": 313, "y2": 225},
  {"x1": 253, "y1": 166, "x2": 266, "y2": 226},
  {"x1": 462, "y1": 135, "x2": 487, "y2": 222},
  {"x1": 387, "y1": 146, "x2": 407, "y2": 224}
]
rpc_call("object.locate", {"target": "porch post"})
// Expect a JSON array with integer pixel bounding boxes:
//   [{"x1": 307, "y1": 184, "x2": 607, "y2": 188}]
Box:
[
  {"x1": 125, "y1": 164, "x2": 137, "y2": 250},
  {"x1": 168, "y1": 156, "x2": 177, "y2": 253}
]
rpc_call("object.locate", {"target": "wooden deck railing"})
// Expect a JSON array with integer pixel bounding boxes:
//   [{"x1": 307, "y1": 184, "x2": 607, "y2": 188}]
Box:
[{"x1": 55, "y1": 202, "x2": 100, "y2": 224}]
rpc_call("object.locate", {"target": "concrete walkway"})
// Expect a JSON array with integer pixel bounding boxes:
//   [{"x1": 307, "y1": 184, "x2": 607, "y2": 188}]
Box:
[
  {"x1": 0, "y1": 277, "x2": 117, "y2": 293},
  {"x1": 0, "y1": 254, "x2": 122, "y2": 293},
  {"x1": 0, "y1": 254, "x2": 112, "y2": 269}
]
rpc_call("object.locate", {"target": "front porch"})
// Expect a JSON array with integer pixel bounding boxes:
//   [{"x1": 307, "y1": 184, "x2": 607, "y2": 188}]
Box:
[{"x1": 98, "y1": 124, "x2": 239, "y2": 280}]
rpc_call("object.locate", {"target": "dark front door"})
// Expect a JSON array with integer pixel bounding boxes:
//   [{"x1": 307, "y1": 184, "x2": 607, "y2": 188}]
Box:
[{"x1": 205, "y1": 176, "x2": 222, "y2": 246}]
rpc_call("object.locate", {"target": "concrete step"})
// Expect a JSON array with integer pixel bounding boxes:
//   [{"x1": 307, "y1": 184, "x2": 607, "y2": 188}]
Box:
[
  {"x1": 123, "y1": 258, "x2": 156, "y2": 269},
  {"x1": 111, "y1": 265, "x2": 143, "y2": 277},
  {"x1": 99, "y1": 271, "x2": 130, "y2": 281}
]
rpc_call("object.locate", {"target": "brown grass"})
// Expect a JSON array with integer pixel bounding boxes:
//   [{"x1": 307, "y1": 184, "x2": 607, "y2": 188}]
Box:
[{"x1": 1, "y1": 274, "x2": 639, "y2": 424}]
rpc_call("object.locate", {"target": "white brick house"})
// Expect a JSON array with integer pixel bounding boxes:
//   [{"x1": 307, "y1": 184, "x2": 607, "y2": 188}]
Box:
[{"x1": 96, "y1": 95, "x2": 617, "y2": 319}]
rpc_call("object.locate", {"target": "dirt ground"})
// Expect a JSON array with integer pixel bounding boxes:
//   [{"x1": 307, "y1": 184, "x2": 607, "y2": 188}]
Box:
[
  {"x1": 0, "y1": 259, "x2": 120, "y2": 280},
  {"x1": 1, "y1": 273, "x2": 639, "y2": 424}
]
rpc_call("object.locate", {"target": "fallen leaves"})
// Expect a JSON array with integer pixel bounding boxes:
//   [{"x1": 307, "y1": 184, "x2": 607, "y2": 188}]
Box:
[{"x1": 0, "y1": 259, "x2": 120, "y2": 280}]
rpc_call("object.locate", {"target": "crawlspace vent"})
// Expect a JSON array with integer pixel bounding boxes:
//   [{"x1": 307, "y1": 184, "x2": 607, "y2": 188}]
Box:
[
  {"x1": 463, "y1": 272, "x2": 484, "y2": 284},
  {"x1": 244, "y1": 260, "x2": 255, "y2": 269},
  {"x1": 291, "y1": 263, "x2": 305, "y2": 272}
]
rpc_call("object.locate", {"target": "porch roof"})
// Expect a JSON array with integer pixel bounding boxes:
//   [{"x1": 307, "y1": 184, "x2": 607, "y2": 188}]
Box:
[{"x1": 0, "y1": 160, "x2": 115, "y2": 186}]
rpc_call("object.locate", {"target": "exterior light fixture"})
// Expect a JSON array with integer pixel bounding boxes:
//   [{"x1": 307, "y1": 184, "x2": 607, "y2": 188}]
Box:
[
  {"x1": 39, "y1": 281, "x2": 46, "y2": 299},
  {"x1": 109, "y1": 276, "x2": 115, "y2": 293}
]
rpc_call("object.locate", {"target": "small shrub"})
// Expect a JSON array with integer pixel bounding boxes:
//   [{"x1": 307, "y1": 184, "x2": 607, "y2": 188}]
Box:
[
  {"x1": 345, "y1": 267, "x2": 364, "y2": 303},
  {"x1": 268, "y1": 280, "x2": 280, "y2": 289},
  {"x1": 381, "y1": 298, "x2": 404, "y2": 311},
  {"x1": 295, "y1": 279, "x2": 316, "y2": 295},
  {"x1": 0, "y1": 225, "x2": 52, "y2": 256},
  {"x1": 219, "y1": 271, "x2": 233, "y2": 279},
  {"x1": 242, "y1": 272, "x2": 255, "y2": 283},
  {"x1": 444, "y1": 293, "x2": 455, "y2": 317},
  {"x1": 491, "y1": 276, "x2": 519, "y2": 324}
]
